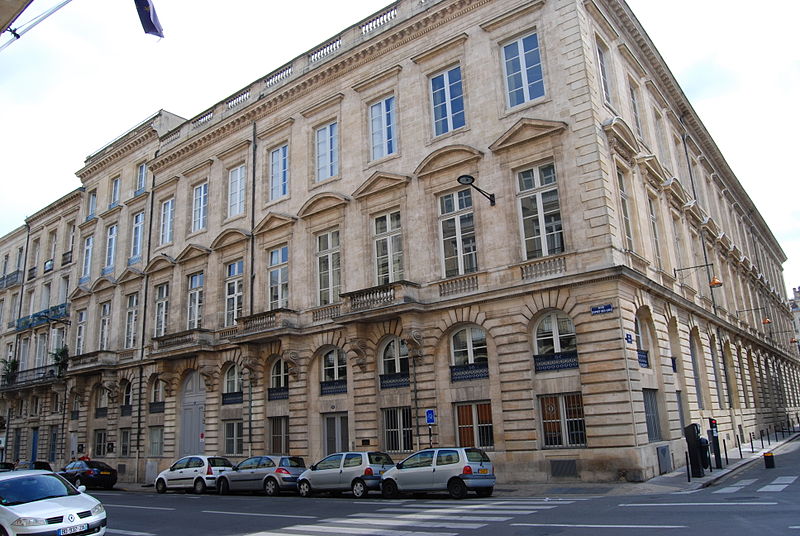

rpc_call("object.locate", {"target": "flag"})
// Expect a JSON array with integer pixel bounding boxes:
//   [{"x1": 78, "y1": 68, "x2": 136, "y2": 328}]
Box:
[{"x1": 134, "y1": 0, "x2": 164, "y2": 38}]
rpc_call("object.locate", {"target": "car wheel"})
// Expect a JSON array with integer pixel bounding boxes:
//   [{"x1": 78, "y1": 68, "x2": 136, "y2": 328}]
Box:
[
  {"x1": 156, "y1": 479, "x2": 167, "y2": 494},
  {"x1": 193, "y1": 478, "x2": 207, "y2": 494},
  {"x1": 381, "y1": 479, "x2": 399, "y2": 499},
  {"x1": 218, "y1": 478, "x2": 230, "y2": 495},
  {"x1": 0, "y1": 526, "x2": 8, "y2": 536},
  {"x1": 447, "y1": 478, "x2": 468, "y2": 500},
  {"x1": 264, "y1": 478, "x2": 280, "y2": 497},
  {"x1": 476, "y1": 487, "x2": 493, "y2": 497},
  {"x1": 351, "y1": 478, "x2": 368, "y2": 498},
  {"x1": 298, "y1": 480, "x2": 312, "y2": 498}
]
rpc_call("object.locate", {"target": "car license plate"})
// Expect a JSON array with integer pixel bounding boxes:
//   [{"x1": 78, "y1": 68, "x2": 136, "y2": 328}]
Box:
[
  {"x1": 100, "y1": 471, "x2": 110, "y2": 474},
  {"x1": 59, "y1": 524, "x2": 88, "y2": 535},
  {"x1": 478, "y1": 468, "x2": 488, "y2": 474}
]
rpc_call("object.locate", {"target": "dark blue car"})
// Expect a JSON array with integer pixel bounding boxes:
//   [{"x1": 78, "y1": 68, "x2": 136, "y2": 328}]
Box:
[{"x1": 59, "y1": 460, "x2": 118, "y2": 489}]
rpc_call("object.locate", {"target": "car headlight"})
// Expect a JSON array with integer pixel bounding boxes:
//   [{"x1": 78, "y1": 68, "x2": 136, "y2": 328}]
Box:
[
  {"x1": 90, "y1": 503, "x2": 105, "y2": 516},
  {"x1": 11, "y1": 517, "x2": 47, "y2": 527}
]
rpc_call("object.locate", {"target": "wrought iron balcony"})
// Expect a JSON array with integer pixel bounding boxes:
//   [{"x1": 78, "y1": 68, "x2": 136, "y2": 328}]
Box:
[
  {"x1": 70, "y1": 410, "x2": 79, "y2": 420},
  {"x1": 222, "y1": 392, "x2": 243, "y2": 405},
  {"x1": 149, "y1": 401, "x2": 165, "y2": 414},
  {"x1": 320, "y1": 379, "x2": 347, "y2": 395},
  {"x1": 533, "y1": 351, "x2": 579, "y2": 372},
  {"x1": 0, "y1": 364, "x2": 63, "y2": 389},
  {"x1": 637, "y1": 349, "x2": 650, "y2": 368},
  {"x1": 450, "y1": 362, "x2": 489, "y2": 382},
  {"x1": 94, "y1": 407, "x2": 108, "y2": 419},
  {"x1": 0, "y1": 270, "x2": 22, "y2": 289},
  {"x1": 16, "y1": 303, "x2": 69, "y2": 331},
  {"x1": 27, "y1": 266, "x2": 37, "y2": 280},
  {"x1": 268, "y1": 386, "x2": 289, "y2": 400},
  {"x1": 380, "y1": 372, "x2": 410, "y2": 389}
]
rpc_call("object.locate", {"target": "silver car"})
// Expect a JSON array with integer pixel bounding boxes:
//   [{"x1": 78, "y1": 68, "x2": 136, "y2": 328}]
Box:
[
  {"x1": 297, "y1": 451, "x2": 394, "y2": 498},
  {"x1": 216, "y1": 455, "x2": 306, "y2": 495},
  {"x1": 380, "y1": 447, "x2": 495, "y2": 499},
  {"x1": 155, "y1": 455, "x2": 233, "y2": 494}
]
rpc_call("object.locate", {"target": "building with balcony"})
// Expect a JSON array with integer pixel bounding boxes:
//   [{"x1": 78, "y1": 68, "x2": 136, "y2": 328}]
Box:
[{"x1": 0, "y1": 0, "x2": 797, "y2": 484}]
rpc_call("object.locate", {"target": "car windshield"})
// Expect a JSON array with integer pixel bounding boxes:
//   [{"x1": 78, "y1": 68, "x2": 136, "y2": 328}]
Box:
[
  {"x1": 280, "y1": 457, "x2": 305, "y2": 468},
  {"x1": 368, "y1": 452, "x2": 394, "y2": 466},
  {"x1": 86, "y1": 461, "x2": 113, "y2": 470},
  {"x1": 209, "y1": 457, "x2": 233, "y2": 467},
  {"x1": 0, "y1": 474, "x2": 79, "y2": 506},
  {"x1": 465, "y1": 448, "x2": 491, "y2": 463}
]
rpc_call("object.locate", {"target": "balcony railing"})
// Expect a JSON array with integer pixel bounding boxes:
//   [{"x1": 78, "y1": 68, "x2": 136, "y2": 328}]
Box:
[
  {"x1": 312, "y1": 304, "x2": 340, "y2": 322},
  {"x1": 341, "y1": 281, "x2": 420, "y2": 314},
  {"x1": 27, "y1": 266, "x2": 37, "y2": 280},
  {"x1": 637, "y1": 349, "x2": 650, "y2": 368},
  {"x1": 521, "y1": 255, "x2": 567, "y2": 281},
  {"x1": 268, "y1": 386, "x2": 289, "y2": 401},
  {"x1": 0, "y1": 270, "x2": 22, "y2": 289},
  {"x1": 152, "y1": 329, "x2": 213, "y2": 352},
  {"x1": 222, "y1": 392, "x2": 243, "y2": 405},
  {"x1": 534, "y1": 351, "x2": 579, "y2": 372},
  {"x1": 149, "y1": 401, "x2": 165, "y2": 414},
  {"x1": 450, "y1": 362, "x2": 489, "y2": 382},
  {"x1": 61, "y1": 250, "x2": 73, "y2": 266},
  {"x1": 70, "y1": 410, "x2": 79, "y2": 420},
  {"x1": 380, "y1": 372, "x2": 410, "y2": 389},
  {"x1": 320, "y1": 379, "x2": 347, "y2": 396},
  {"x1": 0, "y1": 364, "x2": 63, "y2": 389},
  {"x1": 16, "y1": 303, "x2": 69, "y2": 331},
  {"x1": 68, "y1": 351, "x2": 117, "y2": 372},
  {"x1": 439, "y1": 273, "x2": 478, "y2": 297}
]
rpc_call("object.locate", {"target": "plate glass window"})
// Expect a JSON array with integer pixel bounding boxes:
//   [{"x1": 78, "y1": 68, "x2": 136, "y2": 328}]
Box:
[
  {"x1": 98, "y1": 302, "x2": 111, "y2": 351},
  {"x1": 270, "y1": 144, "x2": 289, "y2": 200},
  {"x1": 268, "y1": 246, "x2": 288, "y2": 310},
  {"x1": 535, "y1": 312, "x2": 576, "y2": 355},
  {"x1": 316, "y1": 122, "x2": 338, "y2": 181},
  {"x1": 316, "y1": 230, "x2": 340, "y2": 305},
  {"x1": 225, "y1": 421, "x2": 244, "y2": 455},
  {"x1": 228, "y1": 165, "x2": 246, "y2": 217},
  {"x1": 104, "y1": 224, "x2": 117, "y2": 269},
  {"x1": 160, "y1": 198, "x2": 174, "y2": 244},
  {"x1": 451, "y1": 327, "x2": 487, "y2": 365},
  {"x1": 439, "y1": 189, "x2": 476, "y2": 277},
  {"x1": 431, "y1": 66, "x2": 465, "y2": 136},
  {"x1": 154, "y1": 283, "x2": 169, "y2": 337},
  {"x1": 370, "y1": 96, "x2": 395, "y2": 160},
  {"x1": 374, "y1": 211, "x2": 403, "y2": 285},
  {"x1": 136, "y1": 163, "x2": 147, "y2": 193},
  {"x1": 124, "y1": 293, "x2": 138, "y2": 349},
  {"x1": 456, "y1": 402, "x2": 493, "y2": 448},
  {"x1": 192, "y1": 182, "x2": 208, "y2": 232},
  {"x1": 225, "y1": 260, "x2": 243, "y2": 327},
  {"x1": 381, "y1": 337, "x2": 409, "y2": 375},
  {"x1": 322, "y1": 348, "x2": 346, "y2": 381},
  {"x1": 187, "y1": 272, "x2": 204, "y2": 329},
  {"x1": 130, "y1": 212, "x2": 144, "y2": 260},
  {"x1": 518, "y1": 163, "x2": 563, "y2": 259},
  {"x1": 503, "y1": 32, "x2": 544, "y2": 107}
]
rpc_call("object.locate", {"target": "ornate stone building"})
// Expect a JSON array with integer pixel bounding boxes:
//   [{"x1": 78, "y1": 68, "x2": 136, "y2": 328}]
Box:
[{"x1": 0, "y1": 0, "x2": 796, "y2": 484}]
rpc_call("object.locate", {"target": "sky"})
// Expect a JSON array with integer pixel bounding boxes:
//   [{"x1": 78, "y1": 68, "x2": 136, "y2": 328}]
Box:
[{"x1": 0, "y1": 0, "x2": 798, "y2": 295}]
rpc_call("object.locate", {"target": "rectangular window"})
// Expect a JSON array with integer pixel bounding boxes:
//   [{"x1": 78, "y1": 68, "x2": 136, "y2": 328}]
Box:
[
  {"x1": 187, "y1": 272, "x2": 204, "y2": 329},
  {"x1": 456, "y1": 402, "x2": 494, "y2": 448},
  {"x1": 87, "y1": 190, "x2": 97, "y2": 218},
  {"x1": 315, "y1": 122, "x2": 338, "y2": 181},
  {"x1": 124, "y1": 293, "x2": 138, "y2": 349},
  {"x1": 439, "y1": 189, "x2": 476, "y2": 277},
  {"x1": 154, "y1": 283, "x2": 169, "y2": 337},
  {"x1": 148, "y1": 426, "x2": 163, "y2": 456},
  {"x1": 316, "y1": 230, "x2": 341, "y2": 305},
  {"x1": 81, "y1": 236, "x2": 93, "y2": 278},
  {"x1": 431, "y1": 66, "x2": 465, "y2": 136},
  {"x1": 596, "y1": 40, "x2": 612, "y2": 104},
  {"x1": 648, "y1": 197, "x2": 662, "y2": 269},
  {"x1": 270, "y1": 145, "x2": 289, "y2": 200},
  {"x1": 160, "y1": 198, "x2": 174, "y2": 245},
  {"x1": 224, "y1": 420, "x2": 244, "y2": 455},
  {"x1": 0, "y1": 299, "x2": 4, "y2": 326},
  {"x1": 382, "y1": 406, "x2": 413, "y2": 452},
  {"x1": 94, "y1": 429, "x2": 107, "y2": 457},
  {"x1": 502, "y1": 32, "x2": 544, "y2": 107},
  {"x1": 617, "y1": 169, "x2": 635, "y2": 251},
  {"x1": 270, "y1": 416, "x2": 289, "y2": 455},
  {"x1": 643, "y1": 388, "x2": 662, "y2": 442},
  {"x1": 120, "y1": 428, "x2": 131, "y2": 457},
  {"x1": 374, "y1": 211, "x2": 403, "y2": 285},
  {"x1": 130, "y1": 212, "x2": 144, "y2": 260},
  {"x1": 99, "y1": 302, "x2": 111, "y2": 351},
  {"x1": 225, "y1": 260, "x2": 243, "y2": 327},
  {"x1": 539, "y1": 393, "x2": 586, "y2": 448},
  {"x1": 268, "y1": 246, "x2": 289, "y2": 310},
  {"x1": 104, "y1": 224, "x2": 117, "y2": 268},
  {"x1": 228, "y1": 165, "x2": 246, "y2": 217},
  {"x1": 518, "y1": 163, "x2": 563, "y2": 259},
  {"x1": 370, "y1": 96, "x2": 396, "y2": 160},
  {"x1": 629, "y1": 80, "x2": 643, "y2": 137},
  {"x1": 192, "y1": 183, "x2": 208, "y2": 232},
  {"x1": 75, "y1": 310, "x2": 86, "y2": 355},
  {"x1": 136, "y1": 163, "x2": 147, "y2": 193},
  {"x1": 34, "y1": 332, "x2": 47, "y2": 368},
  {"x1": 110, "y1": 177, "x2": 120, "y2": 206}
]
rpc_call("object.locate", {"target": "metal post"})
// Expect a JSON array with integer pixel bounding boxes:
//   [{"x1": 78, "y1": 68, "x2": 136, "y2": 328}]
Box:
[
  {"x1": 685, "y1": 451, "x2": 691, "y2": 483},
  {"x1": 751, "y1": 432, "x2": 755, "y2": 453},
  {"x1": 707, "y1": 444, "x2": 712, "y2": 473},
  {"x1": 736, "y1": 435, "x2": 742, "y2": 459},
  {"x1": 774, "y1": 426, "x2": 778, "y2": 443},
  {"x1": 760, "y1": 430, "x2": 765, "y2": 449},
  {"x1": 723, "y1": 439, "x2": 728, "y2": 465}
]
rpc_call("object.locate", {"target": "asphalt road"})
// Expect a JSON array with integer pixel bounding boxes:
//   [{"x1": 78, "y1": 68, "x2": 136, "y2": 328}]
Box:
[{"x1": 93, "y1": 442, "x2": 800, "y2": 536}]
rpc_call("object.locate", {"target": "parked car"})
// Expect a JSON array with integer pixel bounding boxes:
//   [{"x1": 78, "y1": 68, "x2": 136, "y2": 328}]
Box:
[
  {"x1": 0, "y1": 470, "x2": 107, "y2": 535},
  {"x1": 380, "y1": 447, "x2": 495, "y2": 499},
  {"x1": 0, "y1": 462, "x2": 15, "y2": 473},
  {"x1": 155, "y1": 455, "x2": 233, "y2": 494},
  {"x1": 26, "y1": 461, "x2": 53, "y2": 471},
  {"x1": 217, "y1": 455, "x2": 306, "y2": 496},
  {"x1": 60, "y1": 460, "x2": 118, "y2": 490},
  {"x1": 297, "y1": 451, "x2": 394, "y2": 498}
]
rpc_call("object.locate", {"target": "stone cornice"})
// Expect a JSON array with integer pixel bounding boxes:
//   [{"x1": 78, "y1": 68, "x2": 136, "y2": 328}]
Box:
[
  {"x1": 25, "y1": 189, "x2": 83, "y2": 228},
  {"x1": 77, "y1": 129, "x2": 157, "y2": 180}
]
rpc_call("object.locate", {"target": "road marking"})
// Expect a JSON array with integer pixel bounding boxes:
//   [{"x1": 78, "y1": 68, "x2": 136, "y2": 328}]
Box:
[
  {"x1": 713, "y1": 486, "x2": 744, "y2": 494},
  {"x1": 757, "y1": 484, "x2": 788, "y2": 492},
  {"x1": 274, "y1": 524, "x2": 457, "y2": 536},
  {"x1": 202, "y1": 510, "x2": 316, "y2": 519},
  {"x1": 324, "y1": 517, "x2": 486, "y2": 529},
  {"x1": 398, "y1": 502, "x2": 548, "y2": 510},
  {"x1": 358, "y1": 512, "x2": 513, "y2": 522},
  {"x1": 773, "y1": 476, "x2": 797, "y2": 484},
  {"x1": 106, "y1": 530, "x2": 157, "y2": 536},
  {"x1": 512, "y1": 523, "x2": 686, "y2": 529},
  {"x1": 103, "y1": 504, "x2": 175, "y2": 511},
  {"x1": 384, "y1": 506, "x2": 539, "y2": 514},
  {"x1": 671, "y1": 489, "x2": 702, "y2": 494},
  {"x1": 620, "y1": 502, "x2": 777, "y2": 507},
  {"x1": 734, "y1": 479, "x2": 758, "y2": 486}
]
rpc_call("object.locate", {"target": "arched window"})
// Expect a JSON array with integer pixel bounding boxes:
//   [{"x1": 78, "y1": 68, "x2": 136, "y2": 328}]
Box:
[
  {"x1": 151, "y1": 380, "x2": 165, "y2": 403},
  {"x1": 224, "y1": 364, "x2": 242, "y2": 394},
  {"x1": 381, "y1": 337, "x2": 409, "y2": 375},
  {"x1": 451, "y1": 327, "x2": 487, "y2": 365},
  {"x1": 96, "y1": 387, "x2": 108, "y2": 409},
  {"x1": 122, "y1": 382, "x2": 133, "y2": 406},
  {"x1": 689, "y1": 332, "x2": 704, "y2": 410},
  {"x1": 322, "y1": 348, "x2": 346, "y2": 381},
  {"x1": 634, "y1": 317, "x2": 647, "y2": 351},
  {"x1": 271, "y1": 360, "x2": 289, "y2": 388},
  {"x1": 534, "y1": 312, "x2": 576, "y2": 355}
]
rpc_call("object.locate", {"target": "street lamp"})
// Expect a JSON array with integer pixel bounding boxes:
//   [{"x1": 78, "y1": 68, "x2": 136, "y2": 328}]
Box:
[
  {"x1": 456, "y1": 175, "x2": 495, "y2": 206},
  {"x1": 673, "y1": 263, "x2": 723, "y2": 288}
]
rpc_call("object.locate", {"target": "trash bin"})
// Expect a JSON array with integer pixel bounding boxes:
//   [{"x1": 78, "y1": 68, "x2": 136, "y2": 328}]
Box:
[{"x1": 764, "y1": 452, "x2": 775, "y2": 469}]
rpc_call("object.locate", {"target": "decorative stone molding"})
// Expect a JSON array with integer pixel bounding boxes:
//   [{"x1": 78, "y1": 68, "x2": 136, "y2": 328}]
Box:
[{"x1": 347, "y1": 339, "x2": 369, "y2": 373}]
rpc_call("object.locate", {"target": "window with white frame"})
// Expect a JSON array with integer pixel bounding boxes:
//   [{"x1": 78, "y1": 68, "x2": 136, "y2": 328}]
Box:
[
  {"x1": 122, "y1": 382, "x2": 132, "y2": 406},
  {"x1": 98, "y1": 302, "x2": 111, "y2": 351},
  {"x1": 383, "y1": 406, "x2": 412, "y2": 451},
  {"x1": 228, "y1": 165, "x2": 246, "y2": 218},
  {"x1": 374, "y1": 211, "x2": 403, "y2": 285},
  {"x1": 370, "y1": 96, "x2": 396, "y2": 160},
  {"x1": 159, "y1": 198, "x2": 174, "y2": 245},
  {"x1": 271, "y1": 359, "x2": 289, "y2": 388},
  {"x1": 534, "y1": 312, "x2": 577, "y2": 355},
  {"x1": 75, "y1": 310, "x2": 86, "y2": 355},
  {"x1": 596, "y1": 39, "x2": 613, "y2": 104},
  {"x1": 224, "y1": 420, "x2": 244, "y2": 455},
  {"x1": 120, "y1": 428, "x2": 131, "y2": 457},
  {"x1": 628, "y1": 79, "x2": 643, "y2": 138},
  {"x1": 502, "y1": 31, "x2": 544, "y2": 107},
  {"x1": 187, "y1": 272, "x2": 203, "y2": 329},
  {"x1": 130, "y1": 212, "x2": 144, "y2": 260},
  {"x1": 430, "y1": 66, "x2": 465, "y2": 136},
  {"x1": 439, "y1": 189, "x2": 476, "y2": 277},
  {"x1": 270, "y1": 416, "x2": 289, "y2": 454},
  {"x1": 96, "y1": 387, "x2": 108, "y2": 410},
  {"x1": 268, "y1": 245, "x2": 288, "y2": 310},
  {"x1": 648, "y1": 197, "x2": 663, "y2": 269},
  {"x1": 270, "y1": 144, "x2": 289, "y2": 200},
  {"x1": 224, "y1": 260, "x2": 243, "y2": 327},
  {"x1": 151, "y1": 380, "x2": 165, "y2": 403},
  {"x1": 34, "y1": 332, "x2": 47, "y2": 368},
  {"x1": 642, "y1": 388, "x2": 662, "y2": 442},
  {"x1": 518, "y1": 163, "x2": 563, "y2": 260},
  {"x1": 617, "y1": 169, "x2": 635, "y2": 251},
  {"x1": 87, "y1": 190, "x2": 96, "y2": 218},
  {"x1": 315, "y1": 122, "x2": 338, "y2": 181},
  {"x1": 539, "y1": 392, "x2": 586, "y2": 448},
  {"x1": 154, "y1": 283, "x2": 169, "y2": 337},
  {"x1": 192, "y1": 182, "x2": 208, "y2": 232},
  {"x1": 451, "y1": 327, "x2": 487, "y2": 366},
  {"x1": 104, "y1": 224, "x2": 117, "y2": 269},
  {"x1": 0, "y1": 299, "x2": 4, "y2": 326},
  {"x1": 381, "y1": 336, "x2": 409, "y2": 375},
  {"x1": 322, "y1": 348, "x2": 346, "y2": 381},
  {"x1": 94, "y1": 429, "x2": 107, "y2": 457},
  {"x1": 81, "y1": 236, "x2": 93, "y2": 278},
  {"x1": 124, "y1": 293, "x2": 138, "y2": 349},
  {"x1": 136, "y1": 163, "x2": 147, "y2": 193},
  {"x1": 316, "y1": 230, "x2": 340, "y2": 305},
  {"x1": 224, "y1": 364, "x2": 242, "y2": 394},
  {"x1": 148, "y1": 426, "x2": 163, "y2": 456},
  {"x1": 456, "y1": 402, "x2": 494, "y2": 448}
]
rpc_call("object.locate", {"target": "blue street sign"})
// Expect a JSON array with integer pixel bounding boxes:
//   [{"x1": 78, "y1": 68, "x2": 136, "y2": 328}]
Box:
[
  {"x1": 591, "y1": 304, "x2": 613, "y2": 315},
  {"x1": 425, "y1": 409, "x2": 436, "y2": 425},
  {"x1": 625, "y1": 333, "x2": 633, "y2": 344}
]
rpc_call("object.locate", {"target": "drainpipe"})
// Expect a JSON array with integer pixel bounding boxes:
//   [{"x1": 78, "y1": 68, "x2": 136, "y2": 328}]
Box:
[
  {"x1": 8, "y1": 222, "x2": 31, "y2": 463},
  {"x1": 249, "y1": 122, "x2": 257, "y2": 317}
]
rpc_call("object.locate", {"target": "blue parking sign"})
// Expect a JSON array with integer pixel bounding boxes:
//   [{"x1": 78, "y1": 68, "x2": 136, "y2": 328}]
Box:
[{"x1": 425, "y1": 409, "x2": 436, "y2": 424}]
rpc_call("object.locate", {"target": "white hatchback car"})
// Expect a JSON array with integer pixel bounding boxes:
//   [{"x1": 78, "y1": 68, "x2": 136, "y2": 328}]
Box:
[
  {"x1": 155, "y1": 455, "x2": 233, "y2": 494},
  {"x1": 0, "y1": 470, "x2": 107, "y2": 535}
]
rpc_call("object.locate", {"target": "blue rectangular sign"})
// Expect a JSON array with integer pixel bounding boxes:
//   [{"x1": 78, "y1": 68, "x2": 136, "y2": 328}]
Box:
[
  {"x1": 591, "y1": 304, "x2": 613, "y2": 315},
  {"x1": 425, "y1": 409, "x2": 436, "y2": 424}
]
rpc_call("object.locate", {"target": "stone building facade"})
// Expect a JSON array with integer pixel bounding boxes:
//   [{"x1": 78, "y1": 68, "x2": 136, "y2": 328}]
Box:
[{"x1": 0, "y1": 0, "x2": 796, "y2": 484}]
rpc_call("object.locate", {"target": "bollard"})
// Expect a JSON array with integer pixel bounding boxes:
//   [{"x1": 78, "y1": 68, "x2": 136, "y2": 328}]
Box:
[
  {"x1": 750, "y1": 432, "x2": 755, "y2": 453},
  {"x1": 761, "y1": 430, "x2": 765, "y2": 449},
  {"x1": 781, "y1": 424, "x2": 785, "y2": 439},
  {"x1": 686, "y1": 451, "x2": 691, "y2": 483},
  {"x1": 767, "y1": 426, "x2": 771, "y2": 445},
  {"x1": 723, "y1": 439, "x2": 728, "y2": 465},
  {"x1": 737, "y1": 435, "x2": 742, "y2": 459},
  {"x1": 764, "y1": 452, "x2": 775, "y2": 469},
  {"x1": 774, "y1": 426, "x2": 778, "y2": 443}
]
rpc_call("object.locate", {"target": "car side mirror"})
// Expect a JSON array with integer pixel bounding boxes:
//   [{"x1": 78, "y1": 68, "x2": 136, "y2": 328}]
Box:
[
  {"x1": 310, "y1": 464, "x2": 317, "y2": 471},
  {"x1": 77, "y1": 485, "x2": 86, "y2": 493},
  {"x1": 233, "y1": 465, "x2": 240, "y2": 471},
  {"x1": 396, "y1": 462, "x2": 403, "y2": 469}
]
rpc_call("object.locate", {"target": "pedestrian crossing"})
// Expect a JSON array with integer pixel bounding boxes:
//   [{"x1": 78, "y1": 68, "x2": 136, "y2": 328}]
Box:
[
  {"x1": 242, "y1": 498, "x2": 579, "y2": 536},
  {"x1": 713, "y1": 476, "x2": 799, "y2": 494}
]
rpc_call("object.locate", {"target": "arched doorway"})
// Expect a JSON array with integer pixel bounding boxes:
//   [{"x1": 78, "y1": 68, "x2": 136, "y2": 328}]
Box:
[{"x1": 180, "y1": 370, "x2": 205, "y2": 456}]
